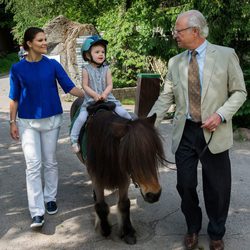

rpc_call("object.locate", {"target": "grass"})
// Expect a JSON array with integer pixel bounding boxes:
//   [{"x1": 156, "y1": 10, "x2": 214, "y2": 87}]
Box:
[
  {"x1": 0, "y1": 53, "x2": 19, "y2": 75},
  {"x1": 121, "y1": 98, "x2": 135, "y2": 105}
]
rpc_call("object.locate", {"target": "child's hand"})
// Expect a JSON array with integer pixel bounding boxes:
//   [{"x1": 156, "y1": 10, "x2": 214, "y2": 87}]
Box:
[
  {"x1": 100, "y1": 93, "x2": 107, "y2": 101},
  {"x1": 94, "y1": 94, "x2": 101, "y2": 102}
]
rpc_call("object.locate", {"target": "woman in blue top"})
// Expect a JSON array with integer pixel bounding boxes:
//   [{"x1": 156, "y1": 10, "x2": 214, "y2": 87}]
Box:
[{"x1": 9, "y1": 27, "x2": 84, "y2": 228}]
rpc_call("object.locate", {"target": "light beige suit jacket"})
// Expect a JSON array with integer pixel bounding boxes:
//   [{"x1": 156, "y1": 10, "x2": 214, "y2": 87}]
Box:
[{"x1": 149, "y1": 42, "x2": 247, "y2": 154}]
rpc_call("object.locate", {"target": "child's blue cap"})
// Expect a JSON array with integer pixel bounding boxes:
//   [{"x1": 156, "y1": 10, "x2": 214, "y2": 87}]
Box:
[{"x1": 81, "y1": 35, "x2": 108, "y2": 54}]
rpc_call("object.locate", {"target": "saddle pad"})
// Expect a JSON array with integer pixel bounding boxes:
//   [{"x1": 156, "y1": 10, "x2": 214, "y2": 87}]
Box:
[{"x1": 87, "y1": 100, "x2": 116, "y2": 115}]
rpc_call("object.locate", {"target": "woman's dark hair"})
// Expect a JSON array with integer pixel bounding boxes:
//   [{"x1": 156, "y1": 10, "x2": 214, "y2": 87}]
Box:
[{"x1": 23, "y1": 27, "x2": 44, "y2": 51}]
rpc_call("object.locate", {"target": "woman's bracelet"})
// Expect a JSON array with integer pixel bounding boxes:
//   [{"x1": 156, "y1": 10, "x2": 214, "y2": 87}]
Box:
[{"x1": 9, "y1": 120, "x2": 16, "y2": 125}]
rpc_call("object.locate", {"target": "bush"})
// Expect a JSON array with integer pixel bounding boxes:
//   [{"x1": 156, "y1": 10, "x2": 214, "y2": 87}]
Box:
[
  {"x1": 0, "y1": 52, "x2": 19, "y2": 75},
  {"x1": 233, "y1": 66, "x2": 250, "y2": 128}
]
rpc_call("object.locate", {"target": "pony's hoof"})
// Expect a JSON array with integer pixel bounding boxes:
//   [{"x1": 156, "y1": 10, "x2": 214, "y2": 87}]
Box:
[
  {"x1": 100, "y1": 222, "x2": 111, "y2": 237},
  {"x1": 101, "y1": 228, "x2": 111, "y2": 237},
  {"x1": 123, "y1": 234, "x2": 137, "y2": 245}
]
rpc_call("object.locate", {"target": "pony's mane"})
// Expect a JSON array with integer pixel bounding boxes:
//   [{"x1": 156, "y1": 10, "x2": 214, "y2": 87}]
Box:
[
  {"x1": 86, "y1": 111, "x2": 129, "y2": 189},
  {"x1": 120, "y1": 118, "x2": 165, "y2": 185},
  {"x1": 86, "y1": 110, "x2": 165, "y2": 189}
]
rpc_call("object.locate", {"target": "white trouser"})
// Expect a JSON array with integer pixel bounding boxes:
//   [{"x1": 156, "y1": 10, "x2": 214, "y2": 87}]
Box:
[
  {"x1": 19, "y1": 124, "x2": 60, "y2": 218},
  {"x1": 70, "y1": 106, "x2": 132, "y2": 144}
]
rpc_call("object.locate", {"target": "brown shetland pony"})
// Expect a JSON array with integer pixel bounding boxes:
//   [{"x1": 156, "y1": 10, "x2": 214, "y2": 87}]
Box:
[{"x1": 70, "y1": 98, "x2": 165, "y2": 245}]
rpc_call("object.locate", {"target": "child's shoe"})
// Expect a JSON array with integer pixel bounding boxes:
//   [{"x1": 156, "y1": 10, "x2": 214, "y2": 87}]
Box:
[{"x1": 72, "y1": 143, "x2": 80, "y2": 153}]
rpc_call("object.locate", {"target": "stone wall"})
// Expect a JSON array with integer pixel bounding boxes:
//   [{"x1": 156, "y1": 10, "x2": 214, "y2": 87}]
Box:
[
  {"x1": 43, "y1": 15, "x2": 97, "y2": 86},
  {"x1": 61, "y1": 86, "x2": 136, "y2": 103},
  {"x1": 112, "y1": 87, "x2": 136, "y2": 101}
]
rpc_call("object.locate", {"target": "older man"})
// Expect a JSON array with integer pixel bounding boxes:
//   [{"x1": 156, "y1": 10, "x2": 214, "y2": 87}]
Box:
[{"x1": 148, "y1": 10, "x2": 247, "y2": 250}]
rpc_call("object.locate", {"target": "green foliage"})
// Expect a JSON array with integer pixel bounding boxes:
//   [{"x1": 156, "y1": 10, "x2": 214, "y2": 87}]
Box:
[
  {"x1": 233, "y1": 65, "x2": 250, "y2": 128},
  {"x1": 196, "y1": 0, "x2": 250, "y2": 62},
  {"x1": 97, "y1": 5, "x2": 144, "y2": 87},
  {"x1": 0, "y1": 0, "x2": 55, "y2": 43},
  {"x1": 0, "y1": 0, "x2": 122, "y2": 43},
  {"x1": 1, "y1": 0, "x2": 249, "y2": 127},
  {"x1": 0, "y1": 53, "x2": 18, "y2": 74},
  {"x1": 97, "y1": 1, "x2": 186, "y2": 87},
  {"x1": 121, "y1": 98, "x2": 135, "y2": 105},
  {"x1": 233, "y1": 99, "x2": 250, "y2": 128},
  {"x1": 194, "y1": 0, "x2": 250, "y2": 128},
  {"x1": 0, "y1": 3, "x2": 14, "y2": 28}
]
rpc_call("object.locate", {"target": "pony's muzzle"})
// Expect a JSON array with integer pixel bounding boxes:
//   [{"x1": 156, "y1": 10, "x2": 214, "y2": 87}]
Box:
[{"x1": 143, "y1": 188, "x2": 162, "y2": 203}]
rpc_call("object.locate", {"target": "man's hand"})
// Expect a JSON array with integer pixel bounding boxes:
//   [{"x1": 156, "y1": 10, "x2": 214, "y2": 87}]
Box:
[{"x1": 201, "y1": 113, "x2": 222, "y2": 132}]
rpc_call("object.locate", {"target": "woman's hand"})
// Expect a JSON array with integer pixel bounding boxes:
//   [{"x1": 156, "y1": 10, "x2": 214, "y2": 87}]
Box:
[
  {"x1": 69, "y1": 87, "x2": 84, "y2": 98},
  {"x1": 10, "y1": 123, "x2": 20, "y2": 140},
  {"x1": 9, "y1": 100, "x2": 19, "y2": 140}
]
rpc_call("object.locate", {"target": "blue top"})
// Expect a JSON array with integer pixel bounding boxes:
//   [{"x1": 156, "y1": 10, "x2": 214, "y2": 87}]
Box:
[{"x1": 9, "y1": 56, "x2": 75, "y2": 119}]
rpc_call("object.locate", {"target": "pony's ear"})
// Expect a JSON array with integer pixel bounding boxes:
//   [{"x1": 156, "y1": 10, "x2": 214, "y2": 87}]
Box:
[
  {"x1": 145, "y1": 113, "x2": 157, "y2": 125},
  {"x1": 112, "y1": 122, "x2": 128, "y2": 138}
]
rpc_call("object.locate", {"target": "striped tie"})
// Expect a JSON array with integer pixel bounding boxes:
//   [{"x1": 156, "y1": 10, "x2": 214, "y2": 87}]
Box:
[{"x1": 188, "y1": 50, "x2": 201, "y2": 122}]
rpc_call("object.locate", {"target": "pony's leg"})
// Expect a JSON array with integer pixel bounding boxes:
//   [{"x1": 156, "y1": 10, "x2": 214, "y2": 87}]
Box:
[
  {"x1": 95, "y1": 201, "x2": 111, "y2": 237},
  {"x1": 92, "y1": 180, "x2": 111, "y2": 237},
  {"x1": 118, "y1": 179, "x2": 136, "y2": 245},
  {"x1": 93, "y1": 189, "x2": 96, "y2": 202}
]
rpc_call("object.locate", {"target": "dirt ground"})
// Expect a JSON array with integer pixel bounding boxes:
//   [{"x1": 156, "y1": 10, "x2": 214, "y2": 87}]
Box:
[{"x1": 1, "y1": 75, "x2": 250, "y2": 250}]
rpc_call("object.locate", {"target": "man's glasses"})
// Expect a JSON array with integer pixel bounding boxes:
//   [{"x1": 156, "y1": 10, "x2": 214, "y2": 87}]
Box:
[{"x1": 172, "y1": 27, "x2": 193, "y2": 36}]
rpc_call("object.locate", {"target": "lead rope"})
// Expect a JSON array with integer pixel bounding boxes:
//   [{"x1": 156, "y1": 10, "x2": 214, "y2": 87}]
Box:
[
  {"x1": 131, "y1": 132, "x2": 213, "y2": 189},
  {"x1": 163, "y1": 132, "x2": 214, "y2": 171}
]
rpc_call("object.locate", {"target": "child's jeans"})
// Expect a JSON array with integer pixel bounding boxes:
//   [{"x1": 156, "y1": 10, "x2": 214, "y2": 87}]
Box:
[
  {"x1": 115, "y1": 106, "x2": 132, "y2": 120},
  {"x1": 70, "y1": 110, "x2": 88, "y2": 144}
]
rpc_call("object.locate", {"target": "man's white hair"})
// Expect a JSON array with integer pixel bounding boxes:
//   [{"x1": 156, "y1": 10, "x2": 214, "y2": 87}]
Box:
[{"x1": 178, "y1": 10, "x2": 209, "y2": 38}]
